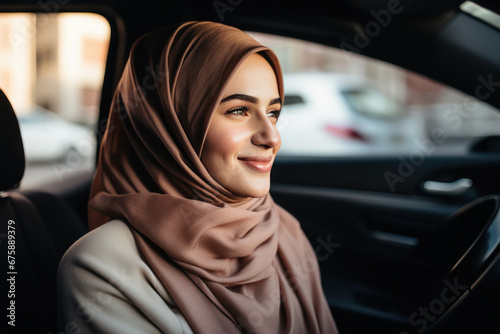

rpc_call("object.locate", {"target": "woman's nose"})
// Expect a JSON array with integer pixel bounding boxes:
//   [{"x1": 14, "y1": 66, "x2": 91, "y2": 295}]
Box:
[{"x1": 251, "y1": 115, "x2": 280, "y2": 149}]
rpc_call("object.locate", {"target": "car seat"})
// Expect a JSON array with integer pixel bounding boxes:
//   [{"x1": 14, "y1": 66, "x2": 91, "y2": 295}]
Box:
[{"x1": 0, "y1": 89, "x2": 87, "y2": 333}]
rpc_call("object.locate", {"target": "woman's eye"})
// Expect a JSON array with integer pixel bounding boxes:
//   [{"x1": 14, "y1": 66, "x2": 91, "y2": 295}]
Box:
[
  {"x1": 226, "y1": 107, "x2": 248, "y2": 116},
  {"x1": 267, "y1": 110, "x2": 281, "y2": 119}
]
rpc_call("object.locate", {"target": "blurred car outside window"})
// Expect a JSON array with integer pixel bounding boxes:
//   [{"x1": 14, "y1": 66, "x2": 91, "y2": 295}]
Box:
[
  {"x1": 249, "y1": 32, "x2": 500, "y2": 157},
  {"x1": 0, "y1": 13, "x2": 110, "y2": 188}
]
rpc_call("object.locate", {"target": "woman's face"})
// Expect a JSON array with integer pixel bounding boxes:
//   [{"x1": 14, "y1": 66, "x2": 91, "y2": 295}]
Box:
[{"x1": 202, "y1": 53, "x2": 281, "y2": 198}]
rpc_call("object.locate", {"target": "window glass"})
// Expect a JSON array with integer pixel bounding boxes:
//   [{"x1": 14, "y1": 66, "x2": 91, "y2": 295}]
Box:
[
  {"x1": 0, "y1": 13, "x2": 110, "y2": 188},
  {"x1": 249, "y1": 32, "x2": 500, "y2": 157}
]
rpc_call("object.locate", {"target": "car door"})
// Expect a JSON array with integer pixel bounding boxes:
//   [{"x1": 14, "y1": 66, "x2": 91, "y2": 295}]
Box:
[
  {"x1": 246, "y1": 7, "x2": 500, "y2": 333},
  {"x1": 271, "y1": 155, "x2": 500, "y2": 332}
]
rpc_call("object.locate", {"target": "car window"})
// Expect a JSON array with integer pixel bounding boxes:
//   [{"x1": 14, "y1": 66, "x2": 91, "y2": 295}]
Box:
[
  {"x1": 249, "y1": 32, "x2": 500, "y2": 157},
  {"x1": 0, "y1": 13, "x2": 110, "y2": 188}
]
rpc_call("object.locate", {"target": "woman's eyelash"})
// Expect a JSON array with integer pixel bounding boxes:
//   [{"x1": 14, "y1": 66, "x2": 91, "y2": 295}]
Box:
[
  {"x1": 268, "y1": 109, "x2": 281, "y2": 118},
  {"x1": 226, "y1": 106, "x2": 249, "y2": 115},
  {"x1": 225, "y1": 106, "x2": 281, "y2": 119}
]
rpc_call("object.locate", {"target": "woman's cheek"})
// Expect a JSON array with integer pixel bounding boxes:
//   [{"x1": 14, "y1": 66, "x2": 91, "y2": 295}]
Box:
[{"x1": 214, "y1": 124, "x2": 249, "y2": 156}]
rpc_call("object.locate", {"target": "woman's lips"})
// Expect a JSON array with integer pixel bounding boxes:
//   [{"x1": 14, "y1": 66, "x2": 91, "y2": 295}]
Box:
[{"x1": 238, "y1": 156, "x2": 273, "y2": 173}]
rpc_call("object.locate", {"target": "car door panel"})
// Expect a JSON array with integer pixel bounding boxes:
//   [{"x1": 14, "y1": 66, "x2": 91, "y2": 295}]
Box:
[
  {"x1": 272, "y1": 155, "x2": 500, "y2": 196},
  {"x1": 270, "y1": 154, "x2": 500, "y2": 331}
]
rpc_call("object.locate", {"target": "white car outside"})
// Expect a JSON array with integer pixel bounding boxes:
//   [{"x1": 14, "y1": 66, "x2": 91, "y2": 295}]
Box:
[
  {"x1": 17, "y1": 107, "x2": 96, "y2": 164},
  {"x1": 278, "y1": 73, "x2": 426, "y2": 156}
]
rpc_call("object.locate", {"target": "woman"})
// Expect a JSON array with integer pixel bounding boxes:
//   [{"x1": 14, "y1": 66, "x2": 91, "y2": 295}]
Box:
[{"x1": 58, "y1": 21, "x2": 338, "y2": 333}]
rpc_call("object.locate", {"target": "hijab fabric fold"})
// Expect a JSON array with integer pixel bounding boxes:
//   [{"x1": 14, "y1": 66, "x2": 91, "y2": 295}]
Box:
[{"x1": 88, "y1": 21, "x2": 337, "y2": 333}]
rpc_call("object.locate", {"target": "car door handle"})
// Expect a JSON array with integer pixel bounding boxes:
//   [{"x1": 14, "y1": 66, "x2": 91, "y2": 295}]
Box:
[{"x1": 422, "y1": 178, "x2": 473, "y2": 196}]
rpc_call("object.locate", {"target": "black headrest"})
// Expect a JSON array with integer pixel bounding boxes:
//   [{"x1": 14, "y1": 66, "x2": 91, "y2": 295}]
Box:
[{"x1": 0, "y1": 89, "x2": 25, "y2": 191}]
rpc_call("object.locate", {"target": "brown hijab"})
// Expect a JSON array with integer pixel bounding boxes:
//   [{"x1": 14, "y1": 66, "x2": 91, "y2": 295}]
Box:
[{"x1": 88, "y1": 21, "x2": 337, "y2": 334}]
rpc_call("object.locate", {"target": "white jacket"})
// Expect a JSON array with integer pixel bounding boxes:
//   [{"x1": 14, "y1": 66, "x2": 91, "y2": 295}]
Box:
[{"x1": 57, "y1": 219, "x2": 194, "y2": 334}]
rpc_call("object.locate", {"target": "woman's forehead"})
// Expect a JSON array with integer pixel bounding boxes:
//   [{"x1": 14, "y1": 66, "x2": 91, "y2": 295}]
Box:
[{"x1": 220, "y1": 54, "x2": 279, "y2": 101}]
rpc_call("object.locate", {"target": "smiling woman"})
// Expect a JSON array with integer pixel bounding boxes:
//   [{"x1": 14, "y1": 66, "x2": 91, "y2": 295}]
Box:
[
  {"x1": 202, "y1": 54, "x2": 282, "y2": 198},
  {"x1": 57, "y1": 21, "x2": 338, "y2": 334}
]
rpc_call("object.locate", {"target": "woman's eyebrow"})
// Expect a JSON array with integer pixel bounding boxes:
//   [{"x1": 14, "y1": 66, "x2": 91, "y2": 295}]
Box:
[
  {"x1": 220, "y1": 94, "x2": 282, "y2": 106},
  {"x1": 270, "y1": 97, "x2": 282, "y2": 106},
  {"x1": 221, "y1": 94, "x2": 258, "y2": 104}
]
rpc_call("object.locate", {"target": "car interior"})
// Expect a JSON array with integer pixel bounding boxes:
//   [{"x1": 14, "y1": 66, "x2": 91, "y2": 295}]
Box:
[{"x1": 1, "y1": 0, "x2": 500, "y2": 333}]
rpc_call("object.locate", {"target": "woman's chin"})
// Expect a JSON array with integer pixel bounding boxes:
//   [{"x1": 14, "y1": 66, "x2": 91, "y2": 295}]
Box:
[{"x1": 230, "y1": 181, "x2": 270, "y2": 198}]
